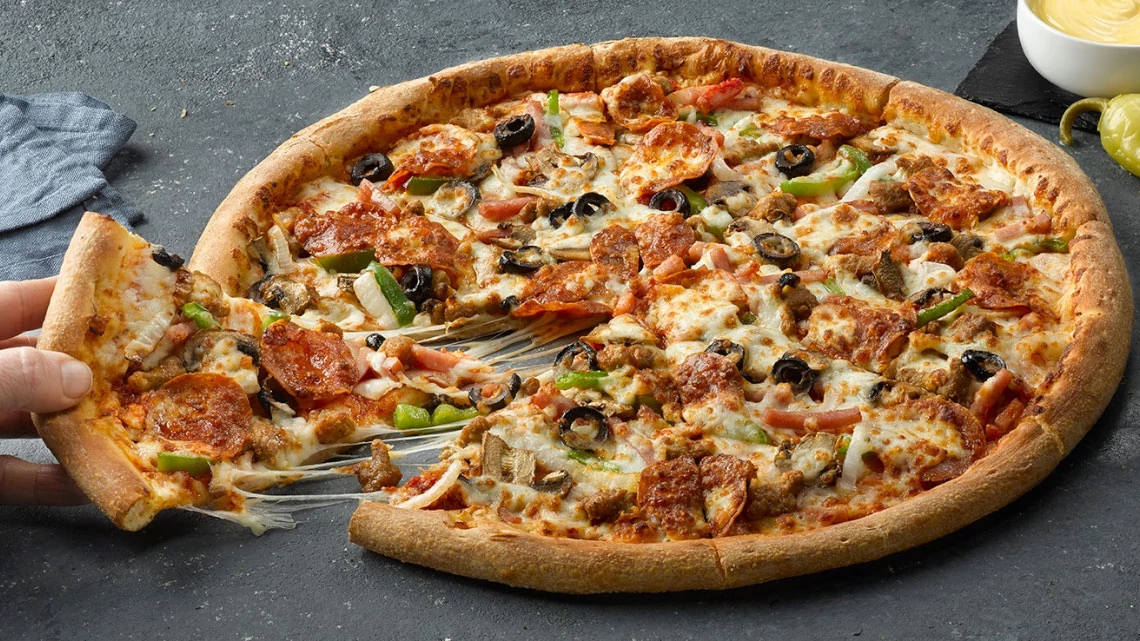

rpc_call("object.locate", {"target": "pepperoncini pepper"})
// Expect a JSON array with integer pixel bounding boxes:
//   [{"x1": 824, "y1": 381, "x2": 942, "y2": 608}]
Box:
[{"x1": 1060, "y1": 95, "x2": 1140, "y2": 178}]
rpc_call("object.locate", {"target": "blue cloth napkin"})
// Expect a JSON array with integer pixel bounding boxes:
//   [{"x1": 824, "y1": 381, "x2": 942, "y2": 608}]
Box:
[{"x1": 0, "y1": 92, "x2": 142, "y2": 281}]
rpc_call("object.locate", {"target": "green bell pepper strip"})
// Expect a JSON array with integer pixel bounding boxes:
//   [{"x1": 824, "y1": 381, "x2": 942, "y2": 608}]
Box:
[
  {"x1": 182, "y1": 302, "x2": 219, "y2": 330},
  {"x1": 393, "y1": 404, "x2": 432, "y2": 430},
  {"x1": 1060, "y1": 95, "x2": 1140, "y2": 178},
  {"x1": 635, "y1": 394, "x2": 662, "y2": 413},
  {"x1": 780, "y1": 145, "x2": 872, "y2": 197},
  {"x1": 738, "y1": 124, "x2": 762, "y2": 139},
  {"x1": 365, "y1": 262, "x2": 417, "y2": 326},
  {"x1": 546, "y1": 90, "x2": 565, "y2": 148},
  {"x1": 431, "y1": 404, "x2": 479, "y2": 425},
  {"x1": 406, "y1": 176, "x2": 449, "y2": 195},
  {"x1": 260, "y1": 310, "x2": 288, "y2": 332},
  {"x1": 314, "y1": 249, "x2": 376, "y2": 273},
  {"x1": 748, "y1": 425, "x2": 772, "y2": 445},
  {"x1": 836, "y1": 434, "x2": 852, "y2": 459},
  {"x1": 677, "y1": 184, "x2": 708, "y2": 212},
  {"x1": 555, "y1": 370, "x2": 608, "y2": 390},
  {"x1": 156, "y1": 452, "x2": 212, "y2": 475},
  {"x1": 567, "y1": 449, "x2": 621, "y2": 472},
  {"x1": 821, "y1": 277, "x2": 846, "y2": 296},
  {"x1": 916, "y1": 288, "x2": 974, "y2": 327}
]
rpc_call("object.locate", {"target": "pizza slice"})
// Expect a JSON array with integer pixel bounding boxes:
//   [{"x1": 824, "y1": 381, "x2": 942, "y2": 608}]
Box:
[{"x1": 33, "y1": 213, "x2": 521, "y2": 531}]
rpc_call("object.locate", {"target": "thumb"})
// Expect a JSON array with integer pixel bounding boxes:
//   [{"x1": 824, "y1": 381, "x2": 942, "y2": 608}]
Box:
[{"x1": 0, "y1": 347, "x2": 92, "y2": 413}]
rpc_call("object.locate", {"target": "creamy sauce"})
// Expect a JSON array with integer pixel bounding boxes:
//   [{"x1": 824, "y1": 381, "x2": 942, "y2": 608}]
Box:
[{"x1": 1031, "y1": 0, "x2": 1140, "y2": 44}]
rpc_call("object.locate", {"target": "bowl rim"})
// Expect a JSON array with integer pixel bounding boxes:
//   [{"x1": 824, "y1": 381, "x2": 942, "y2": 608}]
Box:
[{"x1": 1018, "y1": 0, "x2": 1140, "y2": 50}]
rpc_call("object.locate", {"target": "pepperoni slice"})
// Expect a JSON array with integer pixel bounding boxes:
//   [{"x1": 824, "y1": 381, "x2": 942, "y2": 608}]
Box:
[
  {"x1": 634, "y1": 212, "x2": 696, "y2": 269},
  {"x1": 294, "y1": 201, "x2": 395, "y2": 257},
  {"x1": 765, "y1": 112, "x2": 874, "y2": 141},
  {"x1": 296, "y1": 200, "x2": 469, "y2": 278},
  {"x1": 600, "y1": 73, "x2": 678, "y2": 133},
  {"x1": 370, "y1": 215, "x2": 469, "y2": 279},
  {"x1": 618, "y1": 122, "x2": 717, "y2": 199},
  {"x1": 260, "y1": 322, "x2": 359, "y2": 402},
  {"x1": 511, "y1": 261, "x2": 613, "y2": 319},
  {"x1": 386, "y1": 123, "x2": 498, "y2": 178},
  {"x1": 906, "y1": 166, "x2": 1010, "y2": 230},
  {"x1": 144, "y1": 373, "x2": 252, "y2": 459},
  {"x1": 590, "y1": 224, "x2": 640, "y2": 281}
]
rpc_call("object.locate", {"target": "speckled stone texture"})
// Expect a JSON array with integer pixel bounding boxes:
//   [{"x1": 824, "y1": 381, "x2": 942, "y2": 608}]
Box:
[{"x1": 2, "y1": 1, "x2": 1138, "y2": 639}]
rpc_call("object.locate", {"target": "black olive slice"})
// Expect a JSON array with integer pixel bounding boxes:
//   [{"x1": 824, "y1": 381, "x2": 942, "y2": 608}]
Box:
[
  {"x1": 771, "y1": 355, "x2": 816, "y2": 394},
  {"x1": 494, "y1": 114, "x2": 536, "y2": 148},
  {"x1": 365, "y1": 332, "x2": 385, "y2": 350},
  {"x1": 468, "y1": 373, "x2": 522, "y2": 412},
  {"x1": 548, "y1": 201, "x2": 575, "y2": 227},
  {"x1": 753, "y1": 233, "x2": 801, "y2": 267},
  {"x1": 499, "y1": 295, "x2": 520, "y2": 312},
  {"x1": 867, "y1": 380, "x2": 891, "y2": 403},
  {"x1": 554, "y1": 341, "x2": 598, "y2": 372},
  {"x1": 151, "y1": 246, "x2": 184, "y2": 270},
  {"x1": 499, "y1": 245, "x2": 547, "y2": 274},
  {"x1": 777, "y1": 272, "x2": 801, "y2": 288},
  {"x1": 400, "y1": 265, "x2": 433, "y2": 306},
  {"x1": 961, "y1": 350, "x2": 1006, "y2": 381},
  {"x1": 774, "y1": 144, "x2": 815, "y2": 178},
  {"x1": 350, "y1": 153, "x2": 394, "y2": 186},
  {"x1": 908, "y1": 221, "x2": 953, "y2": 244},
  {"x1": 705, "y1": 339, "x2": 746, "y2": 370},
  {"x1": 559, "y1": 406, "x2": 610, "y2": 451},
  {"x1": 572, "y1": 192, "x2": 611, "y2": 219},
  {"x1": 649, "y1": 188, "x2": 691, "y2": 216}
]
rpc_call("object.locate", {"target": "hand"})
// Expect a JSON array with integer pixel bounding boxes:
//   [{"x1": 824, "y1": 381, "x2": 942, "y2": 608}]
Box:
[{"x1": 0, "y1": 277, "x2": 91, "y2": 505}]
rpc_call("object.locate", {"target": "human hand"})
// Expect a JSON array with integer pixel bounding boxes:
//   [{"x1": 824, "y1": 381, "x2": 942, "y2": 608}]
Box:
[{"x1": 0, "y1": 277, "x2": 91, "y2": 505}]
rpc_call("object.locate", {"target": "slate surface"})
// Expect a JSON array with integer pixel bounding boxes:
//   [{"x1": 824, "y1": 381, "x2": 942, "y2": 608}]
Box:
[{"x1": 2, "y1": 1, "x2": 1138, "y2": 639}]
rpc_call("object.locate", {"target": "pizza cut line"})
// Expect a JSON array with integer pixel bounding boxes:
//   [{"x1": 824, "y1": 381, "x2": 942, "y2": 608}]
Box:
[{"x1": 33, "y1": 38, "x2": 1131, "y2": 593}]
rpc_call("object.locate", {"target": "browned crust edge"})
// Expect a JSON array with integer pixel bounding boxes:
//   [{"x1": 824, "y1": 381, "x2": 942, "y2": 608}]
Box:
[
  {"x1": 882, "y1": 82, "x2": 1133, "y2": 455},
  {"x1": 189, "y1": 38, "x2": 898, "y2": 294},
  {"x1": 1029, "y1": 220, "x2": 1133, "y2": 454},
  {"x1": 349, "y1": 419, "x2": 1062, "y2": 593},
  {"x1": 31, "y1": 213, "x2": 161, "y2": 531}
]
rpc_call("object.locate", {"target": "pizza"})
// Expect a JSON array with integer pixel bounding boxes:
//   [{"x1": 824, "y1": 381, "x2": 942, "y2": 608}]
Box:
[{"x1": 33, "y1": 38, "x2": 1131, "y2": 593}]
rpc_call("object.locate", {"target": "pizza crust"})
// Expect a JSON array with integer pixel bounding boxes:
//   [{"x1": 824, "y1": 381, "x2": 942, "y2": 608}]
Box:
[
  {"x1": 349, "y1": 419, "x2": 1063, "y2": 593},
  {"x1": 1029, "y1": 220, "x2": 1133, "y2": 454},
  {"x1": 32, "y1": 213, "x2": 164, "y2": 531}
]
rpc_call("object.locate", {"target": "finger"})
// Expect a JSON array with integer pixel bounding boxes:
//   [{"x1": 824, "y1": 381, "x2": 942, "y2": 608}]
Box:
[
  {"x1": 0, "y1": 335, "x2": 38, "y2": 350},
  {"x1": 0, "y1": 278, "x2": 57, "y2": 340},
  {"x1": 0, "y1": 411, "x2": 38, "y2": 438},
  {"x1": 0, "y1": 455, "x2": 89, "y2": 505},
  {"x1": 0, "y1": 347, "x2": 92, "y2": 413}
]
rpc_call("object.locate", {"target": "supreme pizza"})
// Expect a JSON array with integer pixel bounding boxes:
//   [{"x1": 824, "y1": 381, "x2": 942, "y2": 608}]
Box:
[{"x1": 33, "y1": 38, "x2": 1131, "y2": 593}]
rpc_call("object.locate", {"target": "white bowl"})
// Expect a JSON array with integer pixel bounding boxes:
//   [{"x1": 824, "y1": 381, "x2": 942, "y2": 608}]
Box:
[{"x1": 1017, "y1": 0, "x2": 1140, "y2": 97}]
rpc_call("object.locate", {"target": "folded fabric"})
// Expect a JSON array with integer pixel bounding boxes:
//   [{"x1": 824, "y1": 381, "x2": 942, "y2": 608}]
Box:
[
  {"x1": 955, "y1": 21, "x2": 1099, "y2": 133},
  {"x1": 0, "y1": 92, "x2": 141, "y2": 281}
]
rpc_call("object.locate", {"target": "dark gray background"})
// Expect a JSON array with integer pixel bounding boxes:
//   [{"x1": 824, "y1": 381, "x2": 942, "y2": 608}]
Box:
[{"x1": 3, "y1": 1, "x2": 1138, "y2": 639}]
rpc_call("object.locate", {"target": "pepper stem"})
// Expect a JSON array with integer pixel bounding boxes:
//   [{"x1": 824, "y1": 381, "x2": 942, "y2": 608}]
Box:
[{"x1": 1059, "y1": 97, "x2": 1110, "y2": 146}]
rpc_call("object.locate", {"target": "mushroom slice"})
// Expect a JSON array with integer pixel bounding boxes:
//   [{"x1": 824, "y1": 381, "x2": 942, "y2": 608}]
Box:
[
  {"x1": 427, "y1": 180, "x2": 481, "y2": 219},
  {"x1": 480, "y1": 432, "x2": 537, "y2": 485},
  {"x1": 775, "y1": 433, "x2": 841, "y2": 485},
  {"x1": 250, "y1": 275, "x2": 315, "y2": 315},
  {"x1": 182, "y1": 330, "x2": 261, "y2": 395},
  {"x1": 532, "y1": 470, "x2": 573, "y2": 496},
  {"x1": 704, "y1": 181, "x2": 754, "y2": 217}
]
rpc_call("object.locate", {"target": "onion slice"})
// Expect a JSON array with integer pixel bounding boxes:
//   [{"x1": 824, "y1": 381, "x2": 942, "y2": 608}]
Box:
[{"x1": 393, "y1": 460, "x2": 463, "y2": 509}]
